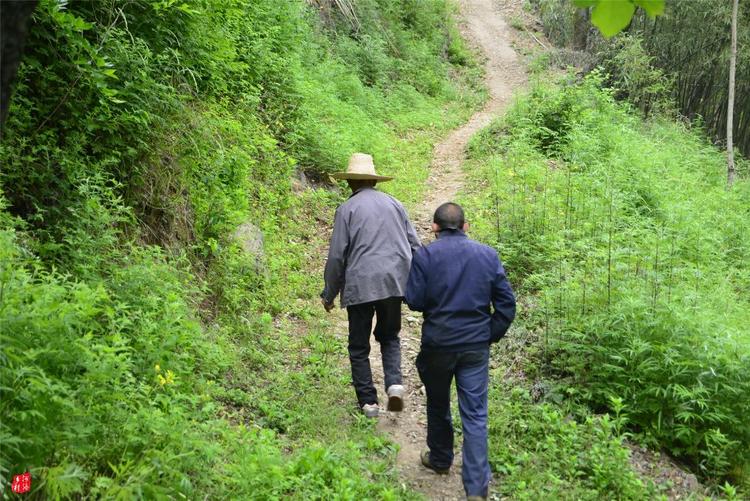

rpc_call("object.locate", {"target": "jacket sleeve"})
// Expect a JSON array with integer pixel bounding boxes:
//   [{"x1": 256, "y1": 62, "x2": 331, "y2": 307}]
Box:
[
  {"x1": 400, "y1": 202, "x2": 422, "y2": 253},
  {"x1": 321, "y1": 207, "x2": 348, "y2": 303},
  {"x1": 405, "y1": 249, "x2": 428, "y2": 312},
  {"x1": 490, "y1": 254, "x2": 516, "y2": 342}
]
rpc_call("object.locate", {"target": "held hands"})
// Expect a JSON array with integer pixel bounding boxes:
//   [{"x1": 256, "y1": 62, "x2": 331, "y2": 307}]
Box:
[{"x1": 321, "y1": 298, "x2": 335, "y2": 312}]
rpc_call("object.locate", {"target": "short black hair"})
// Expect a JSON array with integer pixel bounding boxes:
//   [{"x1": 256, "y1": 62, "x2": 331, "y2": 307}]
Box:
[
  {"x1": 433, "y1": 202, "x2": 465, "y2": 231},
  {"x1": 347, "y1": 179, "x2": 377, "y2": 190}
]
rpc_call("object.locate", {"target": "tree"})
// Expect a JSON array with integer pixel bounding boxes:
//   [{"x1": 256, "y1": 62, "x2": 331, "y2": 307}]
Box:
[
  {"x1": 727, "y1": 0, "x2": 739, "y2": 187},
  {"x1": 573, "y1": 7, "x2": 590, "y2": 50}
]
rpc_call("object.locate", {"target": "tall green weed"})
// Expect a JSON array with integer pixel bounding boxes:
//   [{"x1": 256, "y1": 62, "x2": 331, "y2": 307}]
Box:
[
  {"x1": 0, "y1": 0, "x2": 482, "y2": 497},
  {"x1": 464, "y1": 73, "x2": 750, "y2": 485}
]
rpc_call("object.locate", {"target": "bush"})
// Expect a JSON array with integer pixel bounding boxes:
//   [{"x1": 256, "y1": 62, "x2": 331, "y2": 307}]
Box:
[
  {"x1": 0, "y1": 0, "x2": 483, "y2": 496},
  {"x1": 463, "y1": 73, "x2": 750, "y2": 485},
  {"x1": 489, "y1": 387, "x2": 658, "y2": 500}
]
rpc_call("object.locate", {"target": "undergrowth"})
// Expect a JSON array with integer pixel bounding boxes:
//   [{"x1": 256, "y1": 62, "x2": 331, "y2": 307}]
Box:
[
  {"x1": 462, "y1": 71, "x2": 750, "y2": 493},
  {"x1": 0, "y1": 0, "x2": 482, "y2": 497}
]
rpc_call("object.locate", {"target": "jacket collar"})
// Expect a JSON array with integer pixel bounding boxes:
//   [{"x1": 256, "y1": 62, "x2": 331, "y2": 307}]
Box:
[
  {"x1": 349, "y1": 186, "x2": 376, "y2": 198},
  {"x1": 436, "y1": 229, "x2": 467, "y2": 239}
]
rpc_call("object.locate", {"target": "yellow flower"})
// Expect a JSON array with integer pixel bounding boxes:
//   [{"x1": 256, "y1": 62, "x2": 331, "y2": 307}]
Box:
[
  {"x1": 155, "y1": 364, "x2": 161, "y2": 373},
  {"x1": 157, "y1": 369, "x2": 175, "y2": 387}
]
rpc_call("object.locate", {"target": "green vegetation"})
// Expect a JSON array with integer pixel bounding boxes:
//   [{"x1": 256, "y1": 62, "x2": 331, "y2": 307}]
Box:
[
  {"x1": 462, "y1": 72, "x2": 749, "y2": 493},
  {"x1": 534, "y1": 0, "x2": 750, "y2": 157},
  {"x1": 0, "y1": 0, "x2": 482, "y2": 497},
  {"x1": 4, "y1": 0, "x2": 747, "y2": 498},
  {"x1": 489, "y1": 382, "x2": 661, "y2": 499}
]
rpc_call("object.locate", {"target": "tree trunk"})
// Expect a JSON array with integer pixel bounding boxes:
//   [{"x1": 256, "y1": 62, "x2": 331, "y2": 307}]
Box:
[
  {"x1": 727, "y1": 0, "x2": 738, "y2": 187},
  {"x1": 0, "y1": 1, "x2": 39, "y2": 129},
  {"x1": 573, "y1": 7, "x2": 589, "y2": 51}
]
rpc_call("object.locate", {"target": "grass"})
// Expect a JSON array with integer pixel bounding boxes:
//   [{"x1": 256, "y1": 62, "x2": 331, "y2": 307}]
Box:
[
  {"x1": 459, "y1": 70, "x2": 750, "y2": 494},
  {"x1": 0, "y1": 0, "x2": 484, "y2": 497}
]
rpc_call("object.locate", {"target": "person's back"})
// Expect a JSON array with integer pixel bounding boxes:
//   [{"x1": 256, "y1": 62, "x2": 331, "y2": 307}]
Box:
[
  {"x1": 409, "y1": 231, "x2": 509, "y2": 351},
  {"x1": 321, "y1": 153, "x2": 420, "y2": 418},
  {"x1": 405, "y1": 202, "x2": 515, "y2": 501},
  {"x1": 335, "y1": 187, "x2": 416, "y2": 305}
]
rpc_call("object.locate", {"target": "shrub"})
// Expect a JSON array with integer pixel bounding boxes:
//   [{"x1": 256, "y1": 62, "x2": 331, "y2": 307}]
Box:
[
  {"x1": 463, "y1": 73, "x2": 750, "y2": 484},
  {"x1": 0, "y1": 0, "x2": 483, "y2": 496}
]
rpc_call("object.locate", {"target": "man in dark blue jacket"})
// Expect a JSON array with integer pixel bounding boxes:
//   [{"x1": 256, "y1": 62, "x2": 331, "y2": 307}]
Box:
[{"x1": 405, "y1": 202, "x2": 516, "y2": 501}]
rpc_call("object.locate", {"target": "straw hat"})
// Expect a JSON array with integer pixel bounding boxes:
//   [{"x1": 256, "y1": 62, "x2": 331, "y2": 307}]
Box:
[{"x1": 331, "y1": 153, "x2": 393, "y2": 182}]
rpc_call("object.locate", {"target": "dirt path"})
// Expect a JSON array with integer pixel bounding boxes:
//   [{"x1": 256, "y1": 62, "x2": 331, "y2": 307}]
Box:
[
  {"x1": 412, "y1": 0, "x2": 526, "y2": 238},
  {"x1": 323, "y1": 1, "x2": 711, "y2": 498},
  {"x1": 372, "y1": 1, "x2": 527, "y2": 499}
]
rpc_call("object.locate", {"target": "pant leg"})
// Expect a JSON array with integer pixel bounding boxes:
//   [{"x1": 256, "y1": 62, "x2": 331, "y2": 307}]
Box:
[
  {"x1": 346, "y1": 302, "x2": 377, "y2": 406},
  {"x1": 373, "y1": 297, "x2": 403, "y2": 390},
  {"x1": 416, "y1": 350, "x2": 457, "y2": 469},
  {"x1": 455, "y1": 349, "x2": 491, "y2": 498}
]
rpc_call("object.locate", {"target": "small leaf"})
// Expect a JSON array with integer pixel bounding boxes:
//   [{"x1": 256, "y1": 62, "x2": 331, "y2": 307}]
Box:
[
  {"x1": 634, "y1": 0, "x2": 665, "y2": 17},
  {"x1": 591, "y1": 0, "x2": 636, "y2": 38}
]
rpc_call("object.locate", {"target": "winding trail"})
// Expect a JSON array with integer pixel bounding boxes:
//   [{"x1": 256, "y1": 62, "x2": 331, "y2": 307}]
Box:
[
  {"x1": 413, "y1": 0, "x2": 526, "y2": 237},
  {"x1": 372, "y1": 1, "x2": 527, "y2": 498}
]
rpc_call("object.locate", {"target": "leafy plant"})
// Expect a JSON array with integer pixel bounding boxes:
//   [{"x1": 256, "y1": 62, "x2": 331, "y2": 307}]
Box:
[
  {"x1": 573, "y1": 0, "x2": 665, "y2": 38},
  {"x1": 463, "y1": 73, "x2": 750, "y2": 487},
  {"x1": 0, "y1": 0, "x2": 483, "y2": 497}
]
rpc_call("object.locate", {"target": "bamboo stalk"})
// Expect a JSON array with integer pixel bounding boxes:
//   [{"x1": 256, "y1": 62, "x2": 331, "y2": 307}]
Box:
[
  {"x1": 652, "y1": 226, "x2": 661, "y2": 311},
  {"x1": 607, "y1": 190, "x2": 613, "y2": 310},
  {"x1": 727, "y1": 0, "x2": 738, "y2": 186}
]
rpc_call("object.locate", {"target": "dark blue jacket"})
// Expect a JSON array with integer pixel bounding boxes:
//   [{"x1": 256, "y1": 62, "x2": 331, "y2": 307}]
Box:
[{"x1": 405, "y1": 230, "x2": 516, "y2": 351}]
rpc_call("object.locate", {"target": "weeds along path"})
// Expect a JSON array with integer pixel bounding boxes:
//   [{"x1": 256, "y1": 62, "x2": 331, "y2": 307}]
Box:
[{"x1": 373, "y1": 1, "x2": 526, "y2": 498}]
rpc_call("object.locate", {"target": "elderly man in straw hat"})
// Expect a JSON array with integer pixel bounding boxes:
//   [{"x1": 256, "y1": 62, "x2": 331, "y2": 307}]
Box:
[{"x1": 321, "y1": 153, "x2": 421, "y2": 418}]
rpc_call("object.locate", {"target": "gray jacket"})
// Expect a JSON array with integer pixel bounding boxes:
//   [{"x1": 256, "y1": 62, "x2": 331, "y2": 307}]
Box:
[{"x1": 321, "y1": 187, "x2": 421, "y2": 307}]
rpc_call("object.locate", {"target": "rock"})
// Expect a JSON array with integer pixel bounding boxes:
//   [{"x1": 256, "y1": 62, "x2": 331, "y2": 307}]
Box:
[
  {"x1": 232, "y1": 222, "x2": 266, "y2": 272},
  {"x1": 682, "y1": 473, "x2": 701, "y2": 491},
  {"x1": 291, "y1": 169, "x2": 310, "y2": 193},
  {"x1": 406, "y1": 315, "x2": 419, "y2": 324}
]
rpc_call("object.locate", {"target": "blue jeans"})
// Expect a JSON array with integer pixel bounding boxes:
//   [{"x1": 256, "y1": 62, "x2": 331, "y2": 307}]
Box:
[{"x1": 416, "y1": 348, "x2": 490, "y2": 498}]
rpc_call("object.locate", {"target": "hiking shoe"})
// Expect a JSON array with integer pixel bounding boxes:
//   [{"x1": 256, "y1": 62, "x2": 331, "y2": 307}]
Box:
[
  {"x1": 420, "y1": 450, "x2": 449, "y2": 474},
  {"x1": 361, "y1": 403, "x2": 379, "y2": 418},
  {"x1": 386, "y1": 384, "x2": 404, "y2": 412}
]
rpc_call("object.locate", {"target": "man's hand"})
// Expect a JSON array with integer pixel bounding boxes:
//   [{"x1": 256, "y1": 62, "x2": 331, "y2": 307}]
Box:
[{"x1": 321, "y1": 298, "x2": 335, "y2": 312}]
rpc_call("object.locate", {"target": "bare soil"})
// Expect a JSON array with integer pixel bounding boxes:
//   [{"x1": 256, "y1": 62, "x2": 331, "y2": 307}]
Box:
[{"x1": 413, "y1": 0, "x2": 526, "y2": 239}]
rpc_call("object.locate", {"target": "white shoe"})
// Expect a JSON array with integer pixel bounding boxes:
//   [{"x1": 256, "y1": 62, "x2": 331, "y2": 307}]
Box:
[
  {"x1": 362, "y1": 403, "x2": 379, "y2": 418},
  {"x1": 387, "y1": 385, "x2": 404, "y2": 412}
]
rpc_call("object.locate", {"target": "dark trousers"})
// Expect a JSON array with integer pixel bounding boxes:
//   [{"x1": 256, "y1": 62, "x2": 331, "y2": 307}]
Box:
[
  {"x1": 346, "y1": 297, "x2": 403, "y2": 406},
  {"x1": 416, "y1": 348, "x2": 490, "y2": 498}
]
